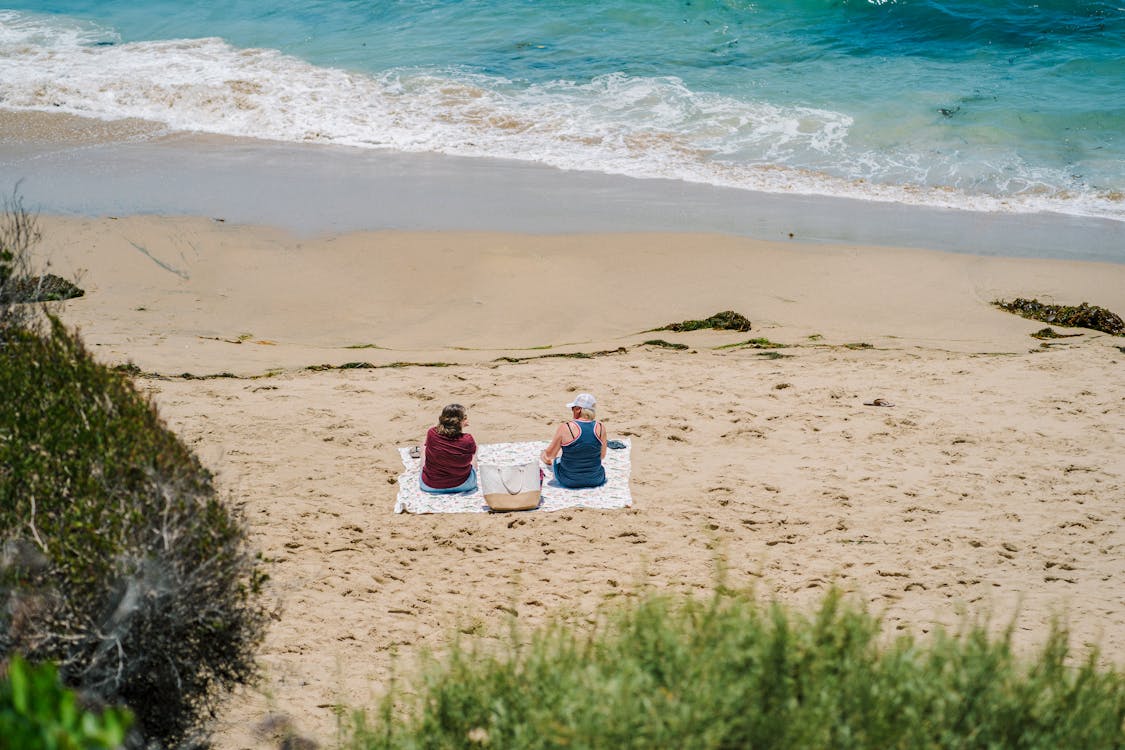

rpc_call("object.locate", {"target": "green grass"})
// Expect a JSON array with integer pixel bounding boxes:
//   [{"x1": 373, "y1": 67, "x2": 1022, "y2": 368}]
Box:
[{"x1": 343, "y1": 588, "x2": 1125, "y2": 750}]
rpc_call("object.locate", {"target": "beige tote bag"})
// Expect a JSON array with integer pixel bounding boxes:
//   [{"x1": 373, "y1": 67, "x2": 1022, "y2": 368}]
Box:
[{"x1": 480, "y1": 462, "x2": 542, "y2": 512}]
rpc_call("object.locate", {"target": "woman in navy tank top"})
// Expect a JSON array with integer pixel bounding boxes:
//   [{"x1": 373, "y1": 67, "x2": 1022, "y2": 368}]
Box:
[{"x1": 540, "y1": 393, "x2": 607, "y2": 488}]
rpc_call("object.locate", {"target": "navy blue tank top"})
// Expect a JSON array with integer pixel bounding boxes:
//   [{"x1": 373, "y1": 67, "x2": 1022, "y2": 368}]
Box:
[{"x1": 553, "y1": 420, "x2": 606, "y2": 488}]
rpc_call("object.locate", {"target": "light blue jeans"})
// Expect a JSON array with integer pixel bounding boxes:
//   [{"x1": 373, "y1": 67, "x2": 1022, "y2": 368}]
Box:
[{"x1": 419, "y1": 467, "x2": 478, "y2": 494}]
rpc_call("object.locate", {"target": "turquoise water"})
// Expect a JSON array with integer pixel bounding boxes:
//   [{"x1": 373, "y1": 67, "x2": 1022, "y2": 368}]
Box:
[{"x1": 1, "y1": 0, "x2": 1123, "y2": 220}]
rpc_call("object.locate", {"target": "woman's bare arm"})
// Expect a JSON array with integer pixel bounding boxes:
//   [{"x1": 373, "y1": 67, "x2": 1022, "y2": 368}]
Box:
[{"x1": 540, "y1": 423, "x2": 568, "y2": 463}]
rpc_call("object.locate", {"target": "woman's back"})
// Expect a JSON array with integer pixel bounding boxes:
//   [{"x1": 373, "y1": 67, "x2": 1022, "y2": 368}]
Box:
[
  {"x1": 554, "y1": 420, "x2": 606, "y2": 488},
  {"x1": 421, "y1": 426, "x2": 475, "y2": 488}
]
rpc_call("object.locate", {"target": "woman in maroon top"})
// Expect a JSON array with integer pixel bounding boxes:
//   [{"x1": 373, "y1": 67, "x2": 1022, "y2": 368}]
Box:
[{"x1": 420, "y1": 403, "x2": 477, "y2": 493}]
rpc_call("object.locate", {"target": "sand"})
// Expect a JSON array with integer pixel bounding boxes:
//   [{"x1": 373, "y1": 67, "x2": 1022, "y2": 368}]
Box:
[{"x1": 35, "y1": 214, "x2": 1125, "y2": 748}]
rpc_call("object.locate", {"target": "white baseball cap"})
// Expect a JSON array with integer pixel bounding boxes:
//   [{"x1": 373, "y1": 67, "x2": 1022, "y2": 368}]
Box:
[{"x1": 566, "y1": 393, "x2": 596, "y2": 410}]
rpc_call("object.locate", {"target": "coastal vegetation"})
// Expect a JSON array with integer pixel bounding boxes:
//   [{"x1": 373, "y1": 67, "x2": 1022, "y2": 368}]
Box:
[
  {"x1": 345, "y1": 587, "x2": 1125, "y2": 749},
  {"x1": 1, "y1": 654, "x2": 132, "y2": 749},
  {"x1": 0, "y1": 192, "x2": 267, "y2": 748}
]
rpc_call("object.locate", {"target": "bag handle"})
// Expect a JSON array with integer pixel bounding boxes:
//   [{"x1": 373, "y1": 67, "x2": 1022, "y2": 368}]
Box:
[{"x1": 499, "y1": 466, "x2": 523, "y2": 495}]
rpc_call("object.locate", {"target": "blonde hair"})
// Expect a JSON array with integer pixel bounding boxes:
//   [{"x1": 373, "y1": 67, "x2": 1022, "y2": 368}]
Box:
[{"x1": 578, "y1": 407, "x2": 596, "y2": 420}]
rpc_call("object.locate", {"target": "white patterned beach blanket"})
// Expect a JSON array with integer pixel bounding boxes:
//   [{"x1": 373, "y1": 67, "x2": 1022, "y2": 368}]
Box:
[{"x1": 394, "y1": 440, "x2": 632, "y2": 514}]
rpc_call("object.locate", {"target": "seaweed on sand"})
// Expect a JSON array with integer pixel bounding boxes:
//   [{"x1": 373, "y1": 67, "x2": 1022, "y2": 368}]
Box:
[
  {"x1": 994, "y1": 298, "x2": 1124, "y2": 336},
  {"x1": 715, "y1": 338, "x2": 786, "y2": 350},
  {"x1": 653, "y1": 311, "x2": 753, "y2": 333},
  {"x1": 0, "y1": 273, "x2": 84, "y2": 303},
  {"x1": 642, "y1": 339, "x2": 690, "y2": 350},
  {"x1": 306, "y1": 361, "x2": 453, "y2": 371},
  {"x1": 1030, "y1": 327, "x2": 1083, "y2": 340},
  {"x1": 494, "y1": 347, "x2": 629, "y2": 363}
]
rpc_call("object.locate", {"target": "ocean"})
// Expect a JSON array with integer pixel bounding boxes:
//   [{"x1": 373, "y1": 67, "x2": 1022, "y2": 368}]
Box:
[{"x1": 0, "y1": 0, "x2": 1123, "y2": 239}]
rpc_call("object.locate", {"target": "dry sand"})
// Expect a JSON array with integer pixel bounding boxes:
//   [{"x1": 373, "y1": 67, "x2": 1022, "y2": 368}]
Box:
[{"x1": 37, "y1": 215, "x2": 1125, "y2": 748}]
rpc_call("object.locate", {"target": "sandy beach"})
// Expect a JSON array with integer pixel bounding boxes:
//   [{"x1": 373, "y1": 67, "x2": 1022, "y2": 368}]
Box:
[
  {"x1": 29, "y1": 212, "x2": 1125, "y2": 748},
  {"x1": 3, "y1": 0, "x2": 1123, "y2": 739}
]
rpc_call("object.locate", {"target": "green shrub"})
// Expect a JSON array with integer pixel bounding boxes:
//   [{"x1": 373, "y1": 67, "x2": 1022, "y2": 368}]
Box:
[
  {"x1": 0, "y1": 317, "x2": 267, "y2": 748},
  {"x1": 345, "y1": 588, "x2": 1125, "y2": 749},
  {"x1": 1, "y1": 654, "x2": 131, "y2": 750}
]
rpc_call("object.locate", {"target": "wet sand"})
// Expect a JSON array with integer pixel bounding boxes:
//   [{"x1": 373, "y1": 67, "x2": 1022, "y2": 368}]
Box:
[{"x1": 3, "y1": 108, "x2": 1123, "y2": 261}]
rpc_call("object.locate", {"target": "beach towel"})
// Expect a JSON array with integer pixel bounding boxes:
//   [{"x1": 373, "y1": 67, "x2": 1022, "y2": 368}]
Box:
[{"x1": 395, "y1": 440, "x2": 632, "y2": 514}]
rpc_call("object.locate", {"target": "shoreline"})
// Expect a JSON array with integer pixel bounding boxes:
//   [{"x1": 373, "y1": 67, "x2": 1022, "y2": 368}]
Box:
[{"x1": 2, "y1": 109, "x2": 1123, "y2": 263}]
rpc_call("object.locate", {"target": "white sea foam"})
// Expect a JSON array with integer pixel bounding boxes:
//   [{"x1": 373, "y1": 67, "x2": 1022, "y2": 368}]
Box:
[
  {"x1": 0, "y1": 9, "x2": 118, "y2": 48},
  {"x1": 1, "y1": 10, "x2": 1120, "y2": 221}
]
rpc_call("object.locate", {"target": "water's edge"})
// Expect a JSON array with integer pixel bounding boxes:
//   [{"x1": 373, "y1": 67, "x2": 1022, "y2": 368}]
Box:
[{"x1": 2, "y1": 122, "x2": 1121, "y2": 263}]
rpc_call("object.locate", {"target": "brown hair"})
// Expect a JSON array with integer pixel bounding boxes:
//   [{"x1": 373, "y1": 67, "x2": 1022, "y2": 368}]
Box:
[{"x1": 436, "y1": 403, "x2": 466, "y2": 438}]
